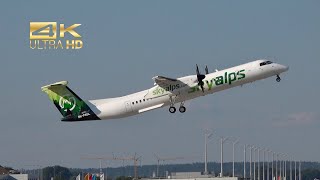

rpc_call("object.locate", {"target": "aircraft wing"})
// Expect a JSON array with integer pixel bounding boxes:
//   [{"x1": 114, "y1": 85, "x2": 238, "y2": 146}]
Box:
[{"x1": 152, "y1": 76, "x2": 177, "y2": 87}]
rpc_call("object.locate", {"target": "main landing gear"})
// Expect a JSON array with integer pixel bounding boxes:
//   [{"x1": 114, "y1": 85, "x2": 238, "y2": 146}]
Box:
[
  {"x1": 169, "y1": 106, "x2": 176, "y2": 113},
  {"x1": 276, "y1": 75, "x2": 281, "y2": 82},
  {"x1": 169, "y1": 104, "x2": 186, "y2": 113},
  {"x1": 179, "y1": 106, "x2": 186, "y2": 113},
  {"x1": 168, "y1": 96, "x2": 186, "y2": 113}
]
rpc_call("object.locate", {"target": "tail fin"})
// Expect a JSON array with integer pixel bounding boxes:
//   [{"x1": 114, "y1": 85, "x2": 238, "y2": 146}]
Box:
[{"x1": 41, "y1": 81, "x2": 100, "y2": 121}]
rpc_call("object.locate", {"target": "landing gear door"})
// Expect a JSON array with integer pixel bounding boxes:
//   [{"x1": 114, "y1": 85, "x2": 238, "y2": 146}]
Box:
[{"x1": 124, "y1": 101, "x2": 133, "y2": 112}]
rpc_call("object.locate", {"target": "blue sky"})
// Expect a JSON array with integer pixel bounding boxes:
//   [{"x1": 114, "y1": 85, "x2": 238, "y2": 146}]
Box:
[{"x1": 0, "y1": 1, "x2": 319, "y2": 169}]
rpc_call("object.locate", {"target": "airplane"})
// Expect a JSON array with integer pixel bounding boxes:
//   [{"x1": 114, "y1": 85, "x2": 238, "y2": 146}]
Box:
[{"x1": 41, "y1": 59, "x2": 289, "y2": 121}]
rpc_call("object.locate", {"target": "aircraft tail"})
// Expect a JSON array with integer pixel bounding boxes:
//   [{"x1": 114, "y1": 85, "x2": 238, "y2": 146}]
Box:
[{"x1": 41, "y1": 81, "x2": 100, "y2": 121}]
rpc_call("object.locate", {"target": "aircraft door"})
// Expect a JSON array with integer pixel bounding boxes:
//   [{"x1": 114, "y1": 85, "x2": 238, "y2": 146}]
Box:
[{"x1": 124, "y1": 101, "x2": 133, "y2": 112}]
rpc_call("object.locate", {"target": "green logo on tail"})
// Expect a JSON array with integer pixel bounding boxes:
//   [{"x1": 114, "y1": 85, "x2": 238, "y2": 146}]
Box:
[
  {"x1": 59, "y1": 94, "x2": 76, "y2": 112},
  {"x1": 41, "y1": 81, "x2": 100, "y2": 121}
]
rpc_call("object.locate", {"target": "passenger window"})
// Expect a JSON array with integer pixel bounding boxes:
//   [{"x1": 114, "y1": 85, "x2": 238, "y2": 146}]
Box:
[
  {"x1": 143, "y1": 99, "x2": 145, "y2": 102},
  {"x1": 140, "y1": 100, "x2": 142, "y2": 103},
  {"x1": 136, "y1": 101, "x2": 138, "y2": 103},
  {"x1": 132, "y1": 102, "x2": 134, "y2": 105}
]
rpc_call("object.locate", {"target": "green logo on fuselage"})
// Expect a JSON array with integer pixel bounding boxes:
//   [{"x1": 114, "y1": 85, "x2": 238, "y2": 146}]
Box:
[
  {"x1": 188, "y1": 69, "x2": 246, "y2": 93},
  {"x1": 152, "y1": 84, "x2": 181, "y2": 95}
]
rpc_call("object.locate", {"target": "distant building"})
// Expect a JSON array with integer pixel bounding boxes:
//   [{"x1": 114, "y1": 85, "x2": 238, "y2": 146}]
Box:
[
  {"x1": 170, "y1": 172, "x2": 212, "y2": 179},
  {"x1": 0, "y1": 174, "x2": 38, "y2": 180},
  {"x1": 142, "y1": 172, "x2": 240, "y2": 180},
  {"x1": 142, "y1": 177, "x2": 239, "y2": 180}
]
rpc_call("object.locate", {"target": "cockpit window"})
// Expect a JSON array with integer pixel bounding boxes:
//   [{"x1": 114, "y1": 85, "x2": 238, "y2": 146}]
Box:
[{"x1": 260, "y1": 61, "x2": 273, "y2": 66}]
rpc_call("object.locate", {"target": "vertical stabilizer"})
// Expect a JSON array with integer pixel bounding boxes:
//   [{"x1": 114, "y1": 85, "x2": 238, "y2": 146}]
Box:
[{"x1": 41, "y1": 81, "x2": 100, "y2": 121}]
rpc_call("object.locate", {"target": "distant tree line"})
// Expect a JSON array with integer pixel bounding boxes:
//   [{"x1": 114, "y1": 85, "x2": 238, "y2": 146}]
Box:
[{"x1": 21, "y1": 162, "x2": 320, "y2": 180}]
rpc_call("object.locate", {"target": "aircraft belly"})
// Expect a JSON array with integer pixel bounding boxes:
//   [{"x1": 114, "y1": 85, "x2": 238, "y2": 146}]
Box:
[{"x1": 139, "y1": 103, "x2": 165, "y2": 113}]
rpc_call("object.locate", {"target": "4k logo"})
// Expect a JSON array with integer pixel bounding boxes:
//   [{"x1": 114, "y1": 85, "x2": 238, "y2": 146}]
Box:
[{"x1": 30, "y1": 22, "x2": 83, "y2": 50}]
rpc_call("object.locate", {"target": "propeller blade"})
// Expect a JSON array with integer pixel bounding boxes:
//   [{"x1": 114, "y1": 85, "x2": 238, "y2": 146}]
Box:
[
  {"x1": 196, "y1": 64, "x2": 206, "y2": 93},
  {"x1": 205, "y1": 66, "x2": 209, "y2": 74},
  {"x1": 196, "y1": 64, "x2": 200, "y2": 75}
]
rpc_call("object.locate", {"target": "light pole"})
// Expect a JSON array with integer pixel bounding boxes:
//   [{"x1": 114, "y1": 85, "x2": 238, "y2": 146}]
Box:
[
  {"x1": 250, "y1": 145, "x2": 253, "y2": 180},
  {"x1": 263, "y1": 149, "x2": 265, "y2": 180},
  {"x1": 258, "y1": 148, "x2": 260, "y2": 180},
  {"x1": 244, "y1": 145, "x2": 247, "y2": 179},
  {"x1": 290, "y1": 157, "x2": 292, "y2": 180},
  {"x1": 281, "y1": 154, "x2": 285, "y2": 180},
  {"x1": 299, "y1": 161, "x2": 301, "y2": 180},
  {"x1": 276, "y1": 153, "x2": 278, "y2": 180},
  {"x1": 204, "y1": 131, "x2": 208, "y2": 175},
  {"x1": 272, "y1": 152, "x2": 274, "y2": 180},
  {"x1": 104, "y1": 162, "x2": 108, "y2": 180},
  {"x1": 295, "y1": 160, "x2": 298, "y2": 180},
  {"x1": 267, "y1": 150, "x2": 270, "y2": 180},
  {"x1": 282, "y1": 155, "x2": 284, "y2": 180},
  {"x1": 280, "y1": 154, "x2": 282, "y2": 180},
  {"x1": 156, "y1": 158, "x2": 160, "y2": 177},
  {"x1": 232, "y1": 138, "x2": 239, "y2": 177},
  {"x1": 204, "y1": 129, "x2": 213, "y2": 175},
  {"x1": 253, "y1": 147, "x2": 257, "y2": 180},
  {"x1": 99, "y1": 159, "x2": 102, "y2": 179},
  {"x1": 284, "y1": 155, "x2": 287, "y2": 180},
  {"x1": 220, "y1": 136, "x2": 228, "y2": 177}
]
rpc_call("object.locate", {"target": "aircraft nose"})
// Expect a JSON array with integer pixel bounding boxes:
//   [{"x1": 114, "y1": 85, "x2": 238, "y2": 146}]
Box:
[{"x1": 278, "y1": 64, "x2": 289, "y2": 73}]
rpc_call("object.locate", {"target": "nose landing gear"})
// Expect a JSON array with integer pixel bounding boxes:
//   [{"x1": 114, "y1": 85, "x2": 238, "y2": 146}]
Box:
[{"x1": 276, "y1": 75, "x2": 281, "y2": 82}]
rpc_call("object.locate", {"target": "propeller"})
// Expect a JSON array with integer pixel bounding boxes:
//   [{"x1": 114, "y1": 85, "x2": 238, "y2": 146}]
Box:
[
  {"x1": 205, "y1": 65, "x2": 209, "y2": 74},
  {"x1": 196, "y1": 64, "x2": 206, "y2": 92}
]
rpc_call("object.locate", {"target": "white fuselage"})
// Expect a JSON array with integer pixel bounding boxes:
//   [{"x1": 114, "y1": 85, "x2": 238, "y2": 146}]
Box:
[{"x1": 88, "y1": 60, "x2": 288, "y2": 120}]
